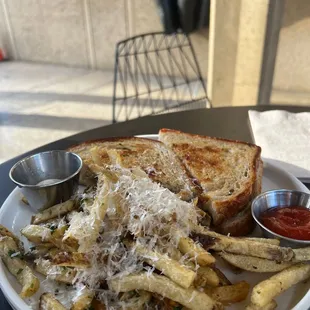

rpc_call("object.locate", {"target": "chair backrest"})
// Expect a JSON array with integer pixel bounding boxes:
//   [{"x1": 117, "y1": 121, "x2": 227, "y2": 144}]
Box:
[{"x1": 112, "y1": 32, "x2": 210, "y2": 123}]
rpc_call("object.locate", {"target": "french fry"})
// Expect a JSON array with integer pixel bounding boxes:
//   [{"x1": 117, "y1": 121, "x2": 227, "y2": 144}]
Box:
[
  {"x1": 213, "y1": 267, "x2": 232, "y2": 286},
  {"x1": 204, "y1": 281, "x2": 250, "y2": 305},
  {"x1": 35, "y1": 259, "x2": 76, "y2": 284},
  {"x1": 78, "y1": 164, "x2": 96, "y2": 187},
  {"x1": 246, "y1": 300, "x2": 277, "y2": 310},
  {"x1": 178, "y1": 236, "x2": 215, "y2": 266},
  {"x1": 167, "y1": 247, "x2": 183, "y2": 261},
  {"x1": 71, "y1": 287, "x2": 94, "y2": 310},
  {"x1": 50, "y1": 225, "x2": 70, "y2": 248},
  {"x1": 251, "y1": 263, "x2": 310, "y2": 307},
  {"x1": 62, "y1": 212, "x2": 94, "y2": 252},
  {"x1": 89, "y1": 147, "x2": 111, "y2": 173},
  {"x1": 24, "y1": 247, "x2": 61, "y2": 261},
  {"x1": 21, "y1": 225, "x2": 74, "y2": 252},
  {"x1": 24, "y1": 245, "x2": 52, "y2": 260},
  {"x1": 175, "y1": 256, "x2": 220, "y2": 288},
  {"x1": 109, "y1": 273, "x2": 223, "y2": 310},
  {"x1": 61, "y1": 236, "x2": 79, "y2": 252},
  {"x1": 0, "y1": 236, "x2": 39, "y2": 298},
  {"x1": 119, "y1": 291, "x2": 152, "y2": 310},
  {"x1": 39, "y1": 293, "x2": 66, "y2": 310},
  {"x1": 244, "y1": 237, "x2": 280, "y2": 245},
  {"x1": 293, "y1": 247, "x2": 310, "y2": 262},
  {"x1": 21, "y1": 225, "x2": 52, "y2": 243},
  {"x1": 194, "y1": 266, "x2": 220, "y2": 287},
  {"x1": 32, "y1": 200, "x2": 76, "y2": 224},
  {"x1": 0, "y1": 224, "x2": 23, "y2": 250},
  {"x1": 220, "y1": 252, "x2": 293, "y2": 273},
  {"x1": 192, "y1": 228, "x2": 294, "y2": 262},
  {"x1": 63, "y1": 175, "x2": 111, "y2": 252},
  {"x1": 53, "y1": 252, "x2": 90, "y2": 268},
  {"x1": 133, "y1": 244, "x2": 196, "y2": 288}
]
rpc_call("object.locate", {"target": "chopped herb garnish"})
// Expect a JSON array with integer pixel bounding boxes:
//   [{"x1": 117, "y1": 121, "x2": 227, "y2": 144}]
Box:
[
  {"x1": 17, "y1": 268, "x2": 23, "y2": 275},
  {"x1": 8, "y1": 250, "x2": 15, "y2": 257},
  {"x1": 173, "y1": 306, "x2": 183, "y2": 310},
  {"x1": 29, "y1": 246, "x2": 36, "y2": 251},
  {"x1": 87, "y1": 306, "x2": 95, "y2": 310},
  {"x1": 50, "y1": 224, "x2": 57, "y2": 233},
  {"x1": 11, "y1": 251, "x2": 22, "y2": 258},
  {"x1": 8, "y1": 250, "x2": 22, "y2": 258}
]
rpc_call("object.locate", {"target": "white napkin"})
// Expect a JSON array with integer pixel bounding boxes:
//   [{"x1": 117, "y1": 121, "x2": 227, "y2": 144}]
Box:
[{"x1": 248, "y1": 110, "x2": 310, "y2": 180}]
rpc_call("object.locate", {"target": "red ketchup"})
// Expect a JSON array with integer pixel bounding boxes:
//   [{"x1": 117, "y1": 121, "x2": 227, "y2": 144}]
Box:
[{"x1": 260, "y1": 206, "x2": 310, "y2": 240}]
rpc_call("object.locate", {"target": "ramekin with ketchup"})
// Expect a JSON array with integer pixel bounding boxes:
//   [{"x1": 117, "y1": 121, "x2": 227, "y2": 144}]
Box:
[{"x1": 251, "y1": 190, "x2": 310, "y2": 248}]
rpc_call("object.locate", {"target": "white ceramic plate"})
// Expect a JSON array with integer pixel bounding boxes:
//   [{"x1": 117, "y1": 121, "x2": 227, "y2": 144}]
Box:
[{"x1": 0, "y1": 134, "x2": 310, "y2": 310}]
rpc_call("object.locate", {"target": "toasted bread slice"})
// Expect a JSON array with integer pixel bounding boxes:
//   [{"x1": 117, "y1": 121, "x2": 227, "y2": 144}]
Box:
[
  {"x1": 68, "y1": 137, "x2": 200, "y2": 201},
  {"x1": 159, "y1": 129, "x2": 263, "y2": 226},
  {"x1": 216, "y1": 158, "x2": 263, "y2": 236}
]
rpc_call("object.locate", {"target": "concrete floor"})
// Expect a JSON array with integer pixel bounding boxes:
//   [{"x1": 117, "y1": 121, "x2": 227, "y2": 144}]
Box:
[
  {"x1": 0, "y1": 61, "x2": 210, "y2": 164},
  {"x1": 0, "y1": 61, "x2": 114, "y2": 163}
]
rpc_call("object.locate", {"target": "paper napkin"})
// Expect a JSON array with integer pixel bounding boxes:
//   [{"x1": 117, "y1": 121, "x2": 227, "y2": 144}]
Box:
[{"x1": 248, "y1": 110, "x2": 310, "y2": 179}]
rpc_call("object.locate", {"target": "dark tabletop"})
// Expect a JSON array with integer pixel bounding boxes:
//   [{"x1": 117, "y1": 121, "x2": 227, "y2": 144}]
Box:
[{"x1": 1, "y1": 105, "x2": 310, "y2": 309}]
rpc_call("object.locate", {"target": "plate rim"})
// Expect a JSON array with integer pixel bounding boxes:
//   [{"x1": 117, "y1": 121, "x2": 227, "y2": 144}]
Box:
[
  {"x1": 0, "y1": 134, "x2": 309, "y2": 310},
  {"x1": 0, "y1": 187, "x2": 31, "y2": 310}
]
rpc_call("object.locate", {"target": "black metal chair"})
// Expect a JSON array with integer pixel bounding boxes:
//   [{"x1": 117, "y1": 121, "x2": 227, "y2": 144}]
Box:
[{"x1": 112, "y1": 32, "x2": 210, "y2": 123}]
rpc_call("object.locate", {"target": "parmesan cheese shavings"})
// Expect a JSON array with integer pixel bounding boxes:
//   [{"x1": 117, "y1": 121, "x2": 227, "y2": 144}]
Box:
[{"x1": 67, "y1": 167, "x2": 200, "y2": 309}]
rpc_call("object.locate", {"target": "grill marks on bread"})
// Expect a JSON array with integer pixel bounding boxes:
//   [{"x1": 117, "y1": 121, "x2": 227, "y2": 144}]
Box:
[
  {"x1": 171, "y1": 142, "x2": 255, "y2": 198},
  {"x1": 68, "y1": 137, "x2": 200, "y2": 201},
  {"x1": 173, "y1": 143, "x2": 225, "y2": 184},
  {"x1": 159, "y1": 129, "x2": 262, "y2": 227}
]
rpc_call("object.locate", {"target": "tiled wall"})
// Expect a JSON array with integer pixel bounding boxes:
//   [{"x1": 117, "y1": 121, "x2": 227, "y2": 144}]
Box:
[{"x1": 0, "y1": 0, "x2": 208, "y2": 77}]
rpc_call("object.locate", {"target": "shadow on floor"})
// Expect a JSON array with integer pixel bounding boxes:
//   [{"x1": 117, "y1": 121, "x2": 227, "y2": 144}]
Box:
[
  {"x1": 0, "y1": 89, "x2": 202, "y2": 106},
  {"x1": 0, "y1": 112, "x2": 111, "y2": 131},
  {"x1": 0, "y1": 91, "x2": 113, "y2": 105}
]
